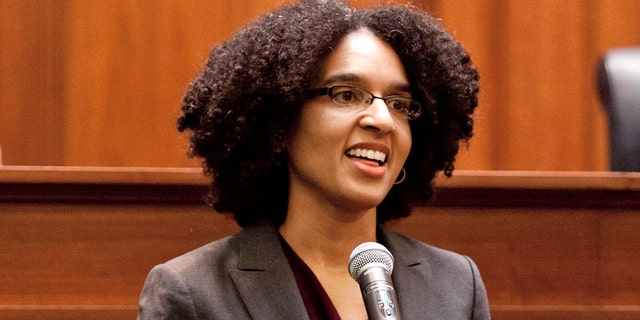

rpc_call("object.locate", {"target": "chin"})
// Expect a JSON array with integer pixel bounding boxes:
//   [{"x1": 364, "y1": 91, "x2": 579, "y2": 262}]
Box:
[{"x1": 338, "y1": 192, "x2": 387, "y2": 212}]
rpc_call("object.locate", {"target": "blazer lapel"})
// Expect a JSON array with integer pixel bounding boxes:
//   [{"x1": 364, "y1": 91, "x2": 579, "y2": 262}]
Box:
[
  {"x1": 380, "y1": 228, "x2": 436, "y2": 318},
  {"x1": 228, "y1": 224, "x2": 310, "y2": 320}
]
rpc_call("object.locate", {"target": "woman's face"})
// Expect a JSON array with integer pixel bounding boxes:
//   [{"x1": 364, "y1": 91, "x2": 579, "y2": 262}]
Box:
[{"x1": 287, "y1": 28, "x2": 413, "y2": 213}]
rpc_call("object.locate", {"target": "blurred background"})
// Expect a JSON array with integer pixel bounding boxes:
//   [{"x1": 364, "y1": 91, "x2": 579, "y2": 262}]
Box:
[{"x1": 1, "y1": 0, "x2": 639, "y2": 170}]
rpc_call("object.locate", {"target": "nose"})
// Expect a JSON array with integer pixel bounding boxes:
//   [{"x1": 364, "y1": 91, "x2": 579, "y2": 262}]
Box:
[{"x1": 359, "y1": 98, "x2": 396, "y2": 133}]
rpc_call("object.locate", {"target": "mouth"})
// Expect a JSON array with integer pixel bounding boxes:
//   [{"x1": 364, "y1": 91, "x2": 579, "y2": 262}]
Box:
[{"x1": 345, "y1": 148, "x2": 387, "y2": 166}]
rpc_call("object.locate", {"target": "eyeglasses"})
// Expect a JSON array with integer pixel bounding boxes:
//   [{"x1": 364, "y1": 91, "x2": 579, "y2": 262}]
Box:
[{"x1": 305, "y1": 85, "x2": 422, "y2": 120}]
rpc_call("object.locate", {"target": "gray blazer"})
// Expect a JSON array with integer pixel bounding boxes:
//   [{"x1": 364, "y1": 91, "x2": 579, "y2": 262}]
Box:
[{"x1": 138, "y1": 224, "x2": 491, "y2": 319}]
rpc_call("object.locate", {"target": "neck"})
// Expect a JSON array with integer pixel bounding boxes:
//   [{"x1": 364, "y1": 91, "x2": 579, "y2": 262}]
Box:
[
  {"x1": 279, "y1": 196, "x2": 378, "y2": 270},
  {"x1": 279, "y1": 191, "x2": 377, "y2": 320}
]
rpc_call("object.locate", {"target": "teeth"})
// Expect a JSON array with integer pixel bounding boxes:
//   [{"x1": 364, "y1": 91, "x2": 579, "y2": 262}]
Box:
[{"x1": 346, "y1": 148, "x2": 387, "y2": 163}]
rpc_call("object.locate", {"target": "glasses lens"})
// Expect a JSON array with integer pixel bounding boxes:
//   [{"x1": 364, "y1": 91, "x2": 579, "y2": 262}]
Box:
[
  {"x1": 326, "y1": 85, "x2": 422, "y2": 120},
  {"x1": 387, "y1": 98, "x2": 411, "y2": 113},
  {"x1": 386, "y1": 97, "x2": 422, "y2": 120},
  {"x1": 330, "y1": 86, "x2": 367, "y2": 105}
]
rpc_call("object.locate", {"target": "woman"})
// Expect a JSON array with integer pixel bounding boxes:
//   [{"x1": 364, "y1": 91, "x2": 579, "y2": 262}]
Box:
[{"x1": 138, "y1": 0, "x2": 490, "y2": 319}]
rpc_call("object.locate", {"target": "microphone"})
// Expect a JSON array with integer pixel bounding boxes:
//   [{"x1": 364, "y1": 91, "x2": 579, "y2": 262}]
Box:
[{"x1": 348, "y1": 242, "x2": 401, "y2": 320}]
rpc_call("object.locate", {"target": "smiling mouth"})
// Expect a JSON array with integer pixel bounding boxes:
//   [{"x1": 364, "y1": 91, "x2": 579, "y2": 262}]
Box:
[{"x1": 345, "y1": 148, "x2": 387, "y2": 166}]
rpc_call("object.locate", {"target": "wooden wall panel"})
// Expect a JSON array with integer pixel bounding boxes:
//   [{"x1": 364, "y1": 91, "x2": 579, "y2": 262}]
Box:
[
  {"x1": 432, "y1": 0, "x2": 639, "y2": 171},
  {"x1": 1, "y1": 0, "x2": 639, "y2": 169},
  {"x1": 61, "y1": 0, "x2": 295, "y2": 167},
  {"x1": 0, "y1": 203, "x2": 237, "y2": 305},
  {"x1": 0, "y1": 1, "x2": 65, "y2": 166}
]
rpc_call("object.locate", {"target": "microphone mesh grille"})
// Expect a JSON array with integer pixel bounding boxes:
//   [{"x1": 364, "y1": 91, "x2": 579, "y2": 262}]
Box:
[{"x1": 348, "y1": 242, "x2": 394, "y2": 280}]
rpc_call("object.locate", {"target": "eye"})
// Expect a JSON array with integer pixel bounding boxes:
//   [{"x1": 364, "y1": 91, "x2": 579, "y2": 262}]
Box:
[
  {"x1": 386, "y1": 97, "x2": 411, "y2": 115},
  {"x1": 331, "y1": 86, "x2": 365, "y2": 105}
]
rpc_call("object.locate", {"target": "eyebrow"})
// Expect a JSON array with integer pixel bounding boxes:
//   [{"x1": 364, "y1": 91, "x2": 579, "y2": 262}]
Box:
[
  {"x1": 321, "y1": 73, "x2": 412, "y2": 94},
  {"x1": 321, "y1": 73, "x2": 361, "y2": 86}
]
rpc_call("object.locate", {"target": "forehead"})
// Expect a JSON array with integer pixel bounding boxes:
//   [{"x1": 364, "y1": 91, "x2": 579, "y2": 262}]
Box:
[{"x1": 318, "y1": 28, "x2": 410, "y2": 90}]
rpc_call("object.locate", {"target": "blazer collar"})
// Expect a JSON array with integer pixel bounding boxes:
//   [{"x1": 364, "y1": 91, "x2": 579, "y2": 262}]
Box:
[
  {"x1": 379, "y1": 228, "x2": 435, "y2": 317},
  {"x1": 228, "y1": 224, "x2": 433, "y2": 319},
  {"x1": 228, "y1": 223, "x2": 310, "y2": 320}
]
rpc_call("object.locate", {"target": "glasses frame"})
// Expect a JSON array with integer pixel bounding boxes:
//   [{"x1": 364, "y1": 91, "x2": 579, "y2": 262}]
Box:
[{"x1": 305, "y1": 85, "x2": 422, "y2": 120}]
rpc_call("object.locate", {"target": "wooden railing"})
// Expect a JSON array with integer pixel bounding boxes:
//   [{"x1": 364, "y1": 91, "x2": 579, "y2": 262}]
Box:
[{"x1": 1, "y1": 166, "x2": 639, "y2": 319}]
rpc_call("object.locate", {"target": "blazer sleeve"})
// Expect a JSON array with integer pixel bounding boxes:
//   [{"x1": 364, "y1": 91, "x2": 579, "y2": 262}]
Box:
[
  {"x1": 465, "y1": 256, "x2": 492, "y2": 320},
  {"x1": 138, "y1": 263, "x2": 199, "y2": 320}
]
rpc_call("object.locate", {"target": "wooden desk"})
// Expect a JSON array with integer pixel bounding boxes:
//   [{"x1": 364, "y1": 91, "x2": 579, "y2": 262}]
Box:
[{"x1": 2, "y1": 166, "x2": 640, "y2": 319}]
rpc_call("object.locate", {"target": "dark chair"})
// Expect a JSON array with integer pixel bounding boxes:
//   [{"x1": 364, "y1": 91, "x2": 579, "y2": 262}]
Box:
[{"x1": 597, "y1": 46, "x2": 640, "y2": 171}]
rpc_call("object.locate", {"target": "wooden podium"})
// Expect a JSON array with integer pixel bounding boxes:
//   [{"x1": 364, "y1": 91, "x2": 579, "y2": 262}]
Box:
[{"x1": 1, "y1": 166, "x2": 639, "y2": 319}]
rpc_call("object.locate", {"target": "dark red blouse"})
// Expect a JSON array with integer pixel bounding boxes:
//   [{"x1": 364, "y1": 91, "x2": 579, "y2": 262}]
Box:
[{"x1": 280, "y1": 236, "x2": 342, "y2": 320}]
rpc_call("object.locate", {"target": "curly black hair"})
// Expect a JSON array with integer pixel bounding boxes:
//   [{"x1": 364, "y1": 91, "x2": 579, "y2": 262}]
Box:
[{"x1": 177, "y1": 0, "x2": 478, "y2": 228}]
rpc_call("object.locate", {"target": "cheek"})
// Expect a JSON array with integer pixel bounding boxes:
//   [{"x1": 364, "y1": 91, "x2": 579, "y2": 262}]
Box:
[
  {"x1": 288, "y1": 105, "x2": 339, "y2": 156},
  {"x1": 295, "y1": 104, "x2": 347, "y2": 142}
]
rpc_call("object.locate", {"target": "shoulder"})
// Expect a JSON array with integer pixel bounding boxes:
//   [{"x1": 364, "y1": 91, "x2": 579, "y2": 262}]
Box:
[
  {"x1": 384, "y1": 229, "x2": 485, "y2": 286},
  {"x1": 138, "y1": 224, "x2": 280, "y2": 320},
  {"x1": 382, "y1": 229, "x2": 491, "y2": 319},
  {"x1": 157, "y1": 223, "x2": 279, "y2": 280},
  {"x1": 138, "y1": 234, "x2": 240, "y2": 319},
  {"x1": 383, "y1": 229, "x2": 474, "y2": 270},
  {"x1": 162, "y1": 234, "x2": 238, "y2": 275}
]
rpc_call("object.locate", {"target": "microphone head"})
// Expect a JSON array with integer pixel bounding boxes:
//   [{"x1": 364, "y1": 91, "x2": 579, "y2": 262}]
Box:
[{"x1": 348, "y1": 242, "x2": 394, "y2": 281}]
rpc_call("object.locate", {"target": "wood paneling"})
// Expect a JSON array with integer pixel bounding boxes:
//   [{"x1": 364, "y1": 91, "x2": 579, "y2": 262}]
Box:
[
  {"x1": 1, "y1": 0, "x2": 639, "y2": 169},
  {"x1": 1, "y1": 167, "x2": 640, "y2": 319},
  {"x1": 60, "y1": 0, "x2": 299, "y2": 167},
  {"x1": 0, "y1": 1, "x2": 65, "y2": 165},
  {"x1": 433, "y1": 0, "x2": 639, "y2": 171}
]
